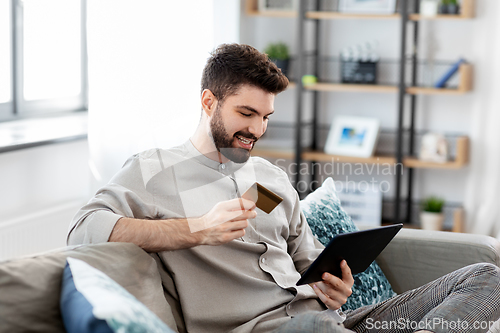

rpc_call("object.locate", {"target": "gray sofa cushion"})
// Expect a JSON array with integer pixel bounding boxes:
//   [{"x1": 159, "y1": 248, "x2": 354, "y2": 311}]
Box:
[{"x1": 0, "y1": 242, "x2": 177, "y2": 333}]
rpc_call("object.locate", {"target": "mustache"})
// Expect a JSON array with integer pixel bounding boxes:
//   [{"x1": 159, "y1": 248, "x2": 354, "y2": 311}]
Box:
[{"x1": 234, "y1": 131, "x2": 259, "y2": 142}]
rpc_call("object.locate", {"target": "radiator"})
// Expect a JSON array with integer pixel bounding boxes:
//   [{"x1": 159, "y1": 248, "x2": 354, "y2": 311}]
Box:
[{"x1": 0, "y1": 200, "x2": 85, "y2": 262}]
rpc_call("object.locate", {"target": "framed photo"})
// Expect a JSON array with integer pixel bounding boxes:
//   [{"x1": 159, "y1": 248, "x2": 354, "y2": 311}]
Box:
[
  {"x1": 324, "y1": 116, "x2": 380, "y2": 158},
  {"x1": 258, "y1": 0, "x2": 298, "y2": 12},
  {"x1": 338, "y1": 0, "x2": 397, "y2": 14},
  {"x1": 419, "y1": 133, "x2": 448, "y2": 163}
]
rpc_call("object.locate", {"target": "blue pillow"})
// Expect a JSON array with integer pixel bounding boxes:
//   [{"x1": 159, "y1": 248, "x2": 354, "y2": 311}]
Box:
[
  {"x1": 60, "y1": 258, "x2": 175, "y2": 333},
  {"x1": 300, "y1": 177, "x2": 397, "y2": 311}
]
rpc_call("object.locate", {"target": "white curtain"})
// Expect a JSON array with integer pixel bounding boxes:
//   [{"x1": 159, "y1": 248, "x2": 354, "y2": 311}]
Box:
[
  {"x1": 87, "y1": 0, "x2": 240, "y2": 191},
  {"x1": 464, "y1": 0, "x2": 500, "y2": 237}
]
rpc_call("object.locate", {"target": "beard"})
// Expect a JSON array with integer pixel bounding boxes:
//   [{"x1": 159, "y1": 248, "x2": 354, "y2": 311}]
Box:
[{"x1": 210, "y1": 105, "x2": 258, "y2": 163}]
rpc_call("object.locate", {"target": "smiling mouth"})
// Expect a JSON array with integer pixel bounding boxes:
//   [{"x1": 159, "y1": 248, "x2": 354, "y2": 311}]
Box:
[{"x1": 236, "y1": 135, "x2": 254, "y2": 149}]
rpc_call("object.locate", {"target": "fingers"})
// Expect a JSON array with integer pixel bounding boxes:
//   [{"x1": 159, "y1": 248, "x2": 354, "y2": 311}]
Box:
[
  {"x1": 229, "y1": 209, "x2": 257, "y2": 222},
  {"x1": 218, "y1": 198, "x2": 257, "y2": 223},
  {"x1": 220, "y1": 219, "x2": 249, "y2": 231},
  {"x1": 190, "y1": 198, "x2": 256, "y2": 241},
  {"x1": 340, "y1": 260, "x2": 354, "y2": 287},
  {"x1": 220, "y1": 198, "x2": 256, "y2": 211},
  {"x1": 312, "y1": 261, "x2": 354, "y2": 310},
  {"x1": 312, "y1": 282, "x2": 344, "y2": 310}
]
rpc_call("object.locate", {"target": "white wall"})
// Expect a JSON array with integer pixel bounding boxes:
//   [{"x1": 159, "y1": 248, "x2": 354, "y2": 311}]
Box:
[
  {"x1": 87, "y1": 0, "x2": 239, "y2": 189},
  {"x1": 0, "y1": 140, "x2": 90, "y2": 220},
  {"x1": 0, "y1": 140, "x2": 91, "y2": 258}
]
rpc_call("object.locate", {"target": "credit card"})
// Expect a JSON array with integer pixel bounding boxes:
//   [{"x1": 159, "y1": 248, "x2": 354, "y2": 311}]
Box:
[{"x1": 241, "y1": 182, "x2": 283, "y2": 214}]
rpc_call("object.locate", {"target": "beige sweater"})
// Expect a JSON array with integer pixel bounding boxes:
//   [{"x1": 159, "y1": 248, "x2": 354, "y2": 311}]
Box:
[{"x1": 68, "y1": 140, "x2": 326, "y2": 332}]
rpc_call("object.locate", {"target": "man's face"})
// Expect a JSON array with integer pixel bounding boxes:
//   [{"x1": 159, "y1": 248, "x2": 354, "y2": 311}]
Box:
[{"x1": 210, "y1": 85, "x2": 275, "y2": 163}]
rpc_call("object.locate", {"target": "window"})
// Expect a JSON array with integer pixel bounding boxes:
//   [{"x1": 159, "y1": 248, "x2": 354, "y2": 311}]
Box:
[
  {"x1": 0, "y1": 0, "x2": 87, "y2": 121},
  {"x1": 0, "y1": 0, "x2": 11, "y2": 109}
]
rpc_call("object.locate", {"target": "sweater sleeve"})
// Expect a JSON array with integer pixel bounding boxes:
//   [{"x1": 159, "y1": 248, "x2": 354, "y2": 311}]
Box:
[{"x1": 67, "y1": 154, "x2": 157, "y2": 245}]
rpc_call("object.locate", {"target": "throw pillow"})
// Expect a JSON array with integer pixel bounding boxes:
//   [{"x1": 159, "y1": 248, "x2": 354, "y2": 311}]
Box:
[
  {"x1": 60, "y1": 257, "x2": 175, "y2": 333},
  {"x1": 300, "y1": 177, "x2": 397, "y2": 311}
]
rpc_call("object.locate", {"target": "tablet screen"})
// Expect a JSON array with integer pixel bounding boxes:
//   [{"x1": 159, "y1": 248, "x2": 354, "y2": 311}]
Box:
[{"x1": 297, "y1": 224, "x2": 403, "y2": 285}]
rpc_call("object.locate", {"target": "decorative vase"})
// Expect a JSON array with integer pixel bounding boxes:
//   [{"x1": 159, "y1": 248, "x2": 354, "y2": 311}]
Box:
[
  {"x1": 420, "y1": 0, "x2": 439, "y2": 17},
  {"x1": 272, "y1": 59, "x2": 289, "y2": 78},
  {"x1": 420, "y1": 211, "x2": 444, "y2": 230},
  {"x1": 447, "y1": 4, "x2": 459, "y2": 14}
]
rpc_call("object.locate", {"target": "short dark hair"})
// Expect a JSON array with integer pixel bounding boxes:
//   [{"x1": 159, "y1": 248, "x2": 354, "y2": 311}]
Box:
[{"x1": 201, "y1": 43, "x2": 289, "y2": 102}]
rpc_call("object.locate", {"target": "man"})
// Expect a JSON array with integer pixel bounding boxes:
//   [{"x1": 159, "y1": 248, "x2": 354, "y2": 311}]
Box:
[{"x1": 68, "y1": 44, "x2": 500, "y2": 333}]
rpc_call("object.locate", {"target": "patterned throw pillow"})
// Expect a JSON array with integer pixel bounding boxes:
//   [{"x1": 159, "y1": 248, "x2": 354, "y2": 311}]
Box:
[
  {"x1": 60, "y1": 257, "x2": 175, "y2": 333},
  {"x1": 300, "y1": 177, "x2": 397, "y2": 311}
]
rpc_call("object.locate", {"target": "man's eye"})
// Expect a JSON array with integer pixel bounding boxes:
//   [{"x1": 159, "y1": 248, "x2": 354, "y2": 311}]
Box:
[{"x1": 241, "y1": 113, "x2": 251, "y2": 117}]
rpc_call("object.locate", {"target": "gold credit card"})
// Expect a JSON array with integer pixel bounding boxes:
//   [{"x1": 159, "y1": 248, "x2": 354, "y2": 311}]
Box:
[{"x1": 242, "y1": 182, "x2": 283, "y2": 214}]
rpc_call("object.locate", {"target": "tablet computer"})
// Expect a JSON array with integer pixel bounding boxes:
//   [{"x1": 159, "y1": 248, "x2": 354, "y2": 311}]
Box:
[{"x1": 297, "y1": 224, "x2": 403, "y2": 285}]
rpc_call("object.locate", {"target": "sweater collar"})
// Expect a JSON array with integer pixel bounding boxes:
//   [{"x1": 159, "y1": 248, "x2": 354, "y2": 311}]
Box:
[{"x1": 184, "y1": 139, "x2": 247, "y2": 174}]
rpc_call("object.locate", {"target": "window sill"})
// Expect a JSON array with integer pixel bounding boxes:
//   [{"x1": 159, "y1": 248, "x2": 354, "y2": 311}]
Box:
[{"x1": 0, "y1": 112, "x2": 88, "y2": 154}]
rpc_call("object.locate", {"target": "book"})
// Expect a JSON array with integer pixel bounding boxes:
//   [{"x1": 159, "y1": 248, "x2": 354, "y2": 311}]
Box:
[{"x1": 434, "y1": 58, "x2": 466, "y2": 88}]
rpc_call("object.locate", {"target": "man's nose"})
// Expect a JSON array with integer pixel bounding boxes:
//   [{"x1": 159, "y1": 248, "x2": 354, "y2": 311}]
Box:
[{"x1": 248, "y1": 118, "x2": 267, "y2": 138}]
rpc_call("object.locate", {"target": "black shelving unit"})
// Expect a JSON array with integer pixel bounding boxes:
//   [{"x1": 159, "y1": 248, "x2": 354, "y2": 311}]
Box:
[
  {"x1": 245, "y1": 0, "x2": 473, "y2": 227},
  {"x1": 292, "y1": 0, "x2": 470, "y2": 224}
]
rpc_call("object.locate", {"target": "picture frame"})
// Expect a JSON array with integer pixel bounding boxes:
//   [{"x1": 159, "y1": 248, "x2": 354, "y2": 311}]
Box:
[
  {"x1": 419, "y1": 133, "x2": 448, "y2": 163},
  {"x1": 338, "y1": 0, "x2": 397, "y2": 14},
  {"x1": 324, "y1": 116, "x2": 380, "y2": 158},
  {"x1": 258, "y1": 0, "x2": 298, "y2": 12}
]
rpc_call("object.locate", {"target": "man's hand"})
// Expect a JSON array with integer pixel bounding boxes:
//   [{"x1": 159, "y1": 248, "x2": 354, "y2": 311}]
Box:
[
  {"x1": 193, "y1": 198, "x2": 256, "y2": 246},
  {"x1": 310, "y1": 260, "x2": 354, "y2": 310}
]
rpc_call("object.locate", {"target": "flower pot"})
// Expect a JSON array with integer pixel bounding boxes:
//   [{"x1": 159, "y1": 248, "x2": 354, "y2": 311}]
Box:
[
  {"x1": 438, "y1": 4, "x2": 448, "y2": 14},
  {"x1": 447, "y1": 4, "x2": 459, "y2": 14},
  {"x1": 420, "y1": 0, "x2": 439, "y2": 17},
  {"x1": 271, "y1": 59, "x2": 289, "y2": 78},
  {"x1": 420, "y1": 211, "x2": 444, "y2": 230}
]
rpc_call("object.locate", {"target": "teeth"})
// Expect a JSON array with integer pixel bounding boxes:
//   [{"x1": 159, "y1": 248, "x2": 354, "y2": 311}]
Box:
[{"x1": 237, "y1": 136, "x2": 252, "y2": 144}]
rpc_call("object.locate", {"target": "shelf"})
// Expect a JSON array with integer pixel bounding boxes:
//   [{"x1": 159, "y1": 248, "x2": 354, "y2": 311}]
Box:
[
  {"x1": 382, "y1": 207, "x2": 465, "y2": 233},
  {"x1": 410, "y1": 0, "x2": 475, "y2": 20},
  {"x1": 306, "y1": 11, "x2": 400, "y2": 20},
  {"x1": 452, "y1": 208, "x2": 465, "y2": 232},
  {"x1": 304, "y1": 83, "x2": 398, "y2": 93},
  {"x1": 251, "y1": 147, "x2": 395, "y2": 165},
  {"x1": 407, "y1": 63, "x2": 473, "y2": 95},
  {"x1": 246, "y1": 0, "x2": 474, "y2": 20},
  {"x1": 406, "y1": 87, "x2": 467, "y2": 95},
  {"x1": 247, "y1": 10, "x2": 297, "y2": 17},
  {"x1": 409, "y1": 14, "x2": 472, "y2": 20},
  {"x1": 403, "y1": 136, "x2": 469, "y2": 169},
  {"x1": 253, "y1": 136, "x2": 468, "y2": 170},
  {"x1": 251, "y1": 147, "x2": 295, "y2": 160},
  {"x1": 302, "y1": 151, "x2": 396, "y2": 165},
  {"x1": 245, "y1": 0, "x2": 296, "y2": 17},
  {"x1": 302, "y1": 63, "x2": 472, "y2": 95}
]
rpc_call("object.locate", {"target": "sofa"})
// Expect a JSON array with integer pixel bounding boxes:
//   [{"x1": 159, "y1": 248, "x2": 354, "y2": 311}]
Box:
[{"x1": 1, "y1": 228, "x2": 499, "y2": 333}]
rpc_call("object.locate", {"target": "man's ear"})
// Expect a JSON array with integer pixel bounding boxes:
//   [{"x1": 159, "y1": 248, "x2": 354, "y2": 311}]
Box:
[{"x1": 201, "y1": 89, "x2": 217, "y2": 117}]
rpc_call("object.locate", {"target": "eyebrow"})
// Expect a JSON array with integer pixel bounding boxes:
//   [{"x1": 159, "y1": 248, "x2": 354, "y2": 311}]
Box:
[{"x1": 236, "y1": 105, "x2": 274, "y2": 117}]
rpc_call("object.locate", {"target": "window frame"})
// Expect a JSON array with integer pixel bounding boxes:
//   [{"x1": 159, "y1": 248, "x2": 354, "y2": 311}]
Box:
[
  {"x1": 0, "y1": 0, "x2": 13, "y2": 120},
  {"x1": 0, "y1": 0, "x2": 88, "y2": 122}
]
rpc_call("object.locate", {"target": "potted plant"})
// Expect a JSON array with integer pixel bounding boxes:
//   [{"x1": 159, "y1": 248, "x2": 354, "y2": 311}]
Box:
[
  {"x1": 420, "y1": 0, "x2": 439, "y2": 17},
  {"x1": 439, "y1": 0, "x2": 460, "y2": 14},
  {"x1": 420, "y1": 196, "x2": 445, "y2": 230},
  {"x1": 264, "y1": 42, "x2": 290, "y2": 77}
]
